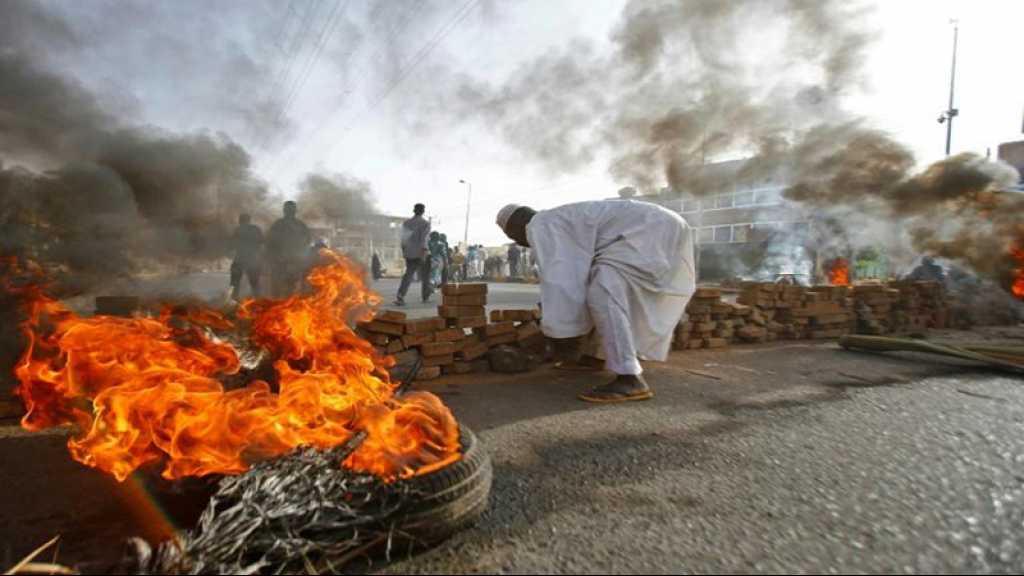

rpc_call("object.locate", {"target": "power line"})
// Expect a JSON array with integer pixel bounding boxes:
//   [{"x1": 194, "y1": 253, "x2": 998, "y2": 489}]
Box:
[
  {"x1": 269, "y1": 0, "x2": 481, "y2": 177},
  {"x1": 257, "y1": 0, "x2": 325, "y2": 150},
  {"x1": 267, "y1": 0, "x2": 435, "y2": 176},
  {"x1": 271, "y1": 0, "x2": 351, "y2": 137}
]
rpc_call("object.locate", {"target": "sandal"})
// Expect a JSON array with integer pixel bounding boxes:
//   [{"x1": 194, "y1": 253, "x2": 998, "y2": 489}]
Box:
[{"x1": 578, "y1": 375, "x2": 654, "y2": 404}]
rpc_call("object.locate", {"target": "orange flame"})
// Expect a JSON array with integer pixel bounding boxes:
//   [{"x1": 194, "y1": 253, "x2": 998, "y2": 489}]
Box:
[
  {"x1": 1011, "y1": 247, "x2": 1024, "y2": 299},
  {"x1": 828, "y1": 258, "x2": 850, "y2": 286},
  {"x1": 12, "y1": 251, "x2": 460, "y2": 482}
]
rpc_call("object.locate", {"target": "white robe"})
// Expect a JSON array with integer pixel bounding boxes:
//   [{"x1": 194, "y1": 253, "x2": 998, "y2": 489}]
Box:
[{"x1": 527, "y1": 200, "x2": 696, "y2": 374}]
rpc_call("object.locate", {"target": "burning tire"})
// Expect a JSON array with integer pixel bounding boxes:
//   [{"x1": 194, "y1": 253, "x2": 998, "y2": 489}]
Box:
[
  {"x1": 392, "y1": 424, "x2": 493, "y2": 548},
  {"x1": 139, "y1": 425, "x2": 492, "y2": 574}
]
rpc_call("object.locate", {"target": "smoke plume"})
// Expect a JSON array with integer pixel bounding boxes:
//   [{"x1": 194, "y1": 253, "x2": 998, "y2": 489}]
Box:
[
  {"x1": 297, "y1": 173, "x2": 379, "y2": 225},
  {"x1": 407, "y1": 0, "x2": 1023, "y2": 293}
]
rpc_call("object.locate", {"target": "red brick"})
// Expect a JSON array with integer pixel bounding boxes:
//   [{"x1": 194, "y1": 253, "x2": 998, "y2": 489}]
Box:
[
  {"x1": 491, "y1": 309, "x2": 541, "y2": 323},
  {"x1": 438, "y1": 305, "x2": 486, "y2": 319},
  {"x1": 367, "y1": 320, "x2": 405, "y2": 336},
  {"x1": 441, "y1": 283, "x2": 488, "y2": 296},
  {"x1": 442, "y1": 293, "x2": 487, "y2": 306},
  {"x1": 386, "y1": 339, "x2": 406, "y2": 354},
  {"x1": 458, "y1": 342, "x2": 489, "y2": 361},
  {"x1": 405, "y1": 317, "x2": 447, "y2": 334},
  {"x1": 476, "y1": 321, "x2": 516, "y2": 337},
  {"x1": 433, "y1": 328, "x2": 466, "y2": 342},
  {"x1": 401, "y1": 332, "x2": 435, "y2": 348},
  {"x1": 421, "y1": 341, "x2": 456, "y2": 356},
  {"x1": 449, "y1": 316, "x2": 487, "y2": 329},
  {"x1": 375, "y1": 310, "x2": 407, "y2": 323}
]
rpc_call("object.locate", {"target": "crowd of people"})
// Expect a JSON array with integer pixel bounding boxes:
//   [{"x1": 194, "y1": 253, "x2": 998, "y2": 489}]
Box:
[{"x1": 389, "y1": 203, "x2": 538, "y2": 305}]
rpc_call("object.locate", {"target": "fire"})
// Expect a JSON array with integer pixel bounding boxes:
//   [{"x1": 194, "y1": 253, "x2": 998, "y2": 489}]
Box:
[
  {"x1": 11, "y1": 251, "x2": 460, "y2": 482},
  {"x1": 1011, "y1": 247, "x2": 1024, "y2": 299},
  {"x1": 829, "y1": 258, "x2": 850, "y2": 286}
]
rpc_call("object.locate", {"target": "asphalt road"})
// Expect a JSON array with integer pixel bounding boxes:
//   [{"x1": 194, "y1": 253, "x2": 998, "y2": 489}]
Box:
[
  {"x1": 63, "y1": 272, "x2": 540, "y2": 319},
  {"x1": 385, "y1": 331, "x2": 1024, "y2": 574}
]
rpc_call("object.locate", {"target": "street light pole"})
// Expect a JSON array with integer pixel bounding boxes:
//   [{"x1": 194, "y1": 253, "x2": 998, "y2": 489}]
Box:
[
  {"x1": 939, "y1": 20, "x2": 960, "y2": 156},
  {"x1": 459, "y1": 179, "x2": 472, "y2": 249}
]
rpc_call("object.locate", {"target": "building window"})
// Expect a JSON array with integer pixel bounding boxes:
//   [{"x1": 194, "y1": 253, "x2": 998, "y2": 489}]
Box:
[
  {"x1": 713, "y1": 226, "x2": 732, "y2": 243},
  {"x1": 755, "y1": 188, "x2": 782, "y2": 205},
  {"x1": 698, "y1": 227, "x2": 714, "y2": 243},
  {"x1": 733, "y1": 224, "x2": 752, "y2": 243},
  {"x1": 734, "y1": 191, "x2": 754, "y2": 207},
  {"x1": 715, "y1": 193, "x2": 734, "y2": 209}
]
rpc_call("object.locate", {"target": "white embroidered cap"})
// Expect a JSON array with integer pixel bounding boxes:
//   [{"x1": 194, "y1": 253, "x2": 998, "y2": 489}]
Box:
[{"x1": 495, "y1": 203, "x2": 522, "y2": 232}]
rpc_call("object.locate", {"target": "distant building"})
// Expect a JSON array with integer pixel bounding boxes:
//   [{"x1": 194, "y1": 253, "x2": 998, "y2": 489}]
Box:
[
  {"x1": 998, "y1": 140, "x2": 1024, "y2": 183},
  {"x1": 308, "y1": 214, "x2": 406, "y2": 275},
  {"x1": 618, "y1": 160, "x2": 817, "y2": 281}
]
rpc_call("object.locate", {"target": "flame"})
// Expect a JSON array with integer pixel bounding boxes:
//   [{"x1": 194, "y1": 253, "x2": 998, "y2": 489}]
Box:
[
  {"x1": 829, "y1": 258, "x2": 850, "y2": 286},
  {"x1": 12, "y1": 251, "x2": 460, "y2": 482},
  {"x1": 1011, "y1": 247, "x2": 1024, "y2": 299}
]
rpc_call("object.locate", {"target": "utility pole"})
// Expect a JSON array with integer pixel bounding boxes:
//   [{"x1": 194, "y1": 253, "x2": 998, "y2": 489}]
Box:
[
  {"x1": 938, "y1": 20, "x2": 959, "y2": 156},
  {"x1": 459, "y1": 179, "x2": 472, "y2": 249}
]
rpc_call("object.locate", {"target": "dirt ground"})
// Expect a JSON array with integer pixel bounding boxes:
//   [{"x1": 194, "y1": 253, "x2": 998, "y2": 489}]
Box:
[{"x1": 1, "y1": 326, "x2": 1022, "y2": 573}]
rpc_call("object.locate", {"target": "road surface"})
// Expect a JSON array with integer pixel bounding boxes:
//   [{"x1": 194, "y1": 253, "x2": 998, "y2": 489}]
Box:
[{"x1": 63, "y1": 272, "x2": 540, "y2": 319}]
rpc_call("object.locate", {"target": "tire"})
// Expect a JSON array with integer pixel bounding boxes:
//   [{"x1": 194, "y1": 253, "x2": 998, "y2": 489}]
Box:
[{"x1": 390, "y1": 425, "x2": 493, "y2": 547}]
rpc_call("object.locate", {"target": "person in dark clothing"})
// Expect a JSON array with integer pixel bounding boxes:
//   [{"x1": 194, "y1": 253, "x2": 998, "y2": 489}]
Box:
[
  {"x1": 906, "y1": 256, "x2": 946, "y2": 283},
  {"x1": 229, "y1": 213, "x2": 264, "y2": 300},
  {"x1": 266, "y1": 200, "x2": 312, "y2": 298},
  {"x1": 440, "y1": 233, "x2": 452, "y2": 286},
  {"x1": 371, "y1": 252, "x2": 384, "y2": 280},
  {"x1": 396, "y1": 203, "x2": 431, "y2": 306},
  {"x1": 508, "y1": 243, "x2": 521, "y2": 278}
]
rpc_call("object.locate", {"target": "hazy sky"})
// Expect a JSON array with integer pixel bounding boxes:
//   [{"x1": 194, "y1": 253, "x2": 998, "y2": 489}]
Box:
[{"x1": 12, "y1": 0, "x2": 1024, "y2": 246}]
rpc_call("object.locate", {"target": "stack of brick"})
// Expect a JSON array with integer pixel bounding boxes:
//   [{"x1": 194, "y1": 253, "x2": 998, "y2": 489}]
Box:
[
  {"x1": 489, "y1": 309, "x2": 545, "y2": 354},
  {"x1": 852, "y1": 285, "x2": 900, "y2": 335},
  {"x1": 439, "y1": 283, "x2": 489, "y2": 330},
  {"x1": 359, "y1": 283, "x2": 549, "y2": 381},
  {"x1": 737, "y1": 283, "x2": 788, "y2": 342},
  {"x1": 435, "y1": 283, "x2": 491, "y2": 375},
  {"x1": 357, "y1": 310, "x2": 409, "y2": 355},
  {"x1": 674, "y1": 288, "x2": 749, "y2": 349},
  {"x1": 888, "y1": 280, "x2": 951, "y2": 332},
  {"x1": 789, "y1": 286, "x2": 853, "y2": 339},
  {"x1": 673, "y1": 280, "x2": 954, "y2": 352}
]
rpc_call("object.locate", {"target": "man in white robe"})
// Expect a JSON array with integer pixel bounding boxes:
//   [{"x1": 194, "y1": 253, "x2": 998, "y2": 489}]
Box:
[{"x1": 496, "y1": 200, "x2": 696, "y2": 403}]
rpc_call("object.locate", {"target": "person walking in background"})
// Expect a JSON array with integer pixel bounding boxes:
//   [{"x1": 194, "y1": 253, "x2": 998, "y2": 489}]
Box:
[
  {"x1": 428, "y1": 231, "x2": 445, "y2": 289},
  {"x1": 440, "y1": 233, "x2": 452, "y2": 285},
  {"x1": 508, "y1": 243, "x2": 521, "y2": 278},
  {"x1": 266, "y1": 200, "x2": 312, "y2": 298},
  {"x1": 229, "y1": 213, "x2": 264, "y2": 300},
  {"x1": 451, "y1": 247, "x2": 465, "y2": 282},
  {"x1": 395, "y1": 203, "x2": 431, "y2": 306},
  {"x1": 371, "y1": 252, "x2": 384, "y2": 281},
  {"x1": 473, "y1": 245, "x2": 486, "y2": 279}
]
